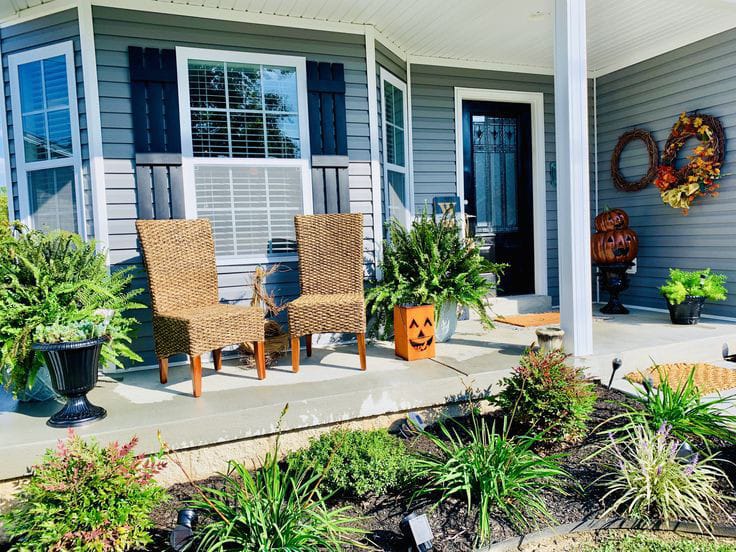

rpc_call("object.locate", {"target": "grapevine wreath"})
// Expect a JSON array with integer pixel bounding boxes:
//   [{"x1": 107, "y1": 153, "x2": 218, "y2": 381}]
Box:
[
  {"x1": 610, "y1": 128, "x2": 659, "y2": 192},
  {"x1": 654, "y1": 112, "x2": 725, "y2": 214}
]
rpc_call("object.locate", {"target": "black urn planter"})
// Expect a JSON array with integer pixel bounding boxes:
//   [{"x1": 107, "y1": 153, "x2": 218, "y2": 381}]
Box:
[
  {"x1": 596, "y1": 262, "x2": 633, "y2": 315},
  {"x1": 31, "y1": 337, "x2": 107, "y2": 428},
  {"x1": 666, "y1": 296, "x2": 706, "y2": 325}
]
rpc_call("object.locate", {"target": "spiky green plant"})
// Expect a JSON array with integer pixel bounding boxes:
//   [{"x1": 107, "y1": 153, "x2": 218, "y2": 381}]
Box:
[
  {"x1": 660, "y1": 268, "x2": 727, "y2": 305},
  {"x1": 365, "y1": 212, "x2": 506, "y2": 339},
  {"x1": 412, "y1": 415, "x2": 569, "y2": 542},
  {"x1": 595, "y1": 423, "x2": 732, "y2": 532},
  {"x1": 611, "y1": 365, "x2": 736, "y2": 451},
  {"x1": 188, "y1": 412, "x2": 365, "y2": 551},
  {"x1": 0, "y1": 225, "x2": 144, "y2": 396}
]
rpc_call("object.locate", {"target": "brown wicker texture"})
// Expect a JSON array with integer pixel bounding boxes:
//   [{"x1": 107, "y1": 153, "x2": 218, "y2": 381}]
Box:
[
  {"x1": 136, "y1": 219, "x2": 265, "y2": 395},
  {"x1": 611, "y1": 129, "x2": 659, "y2": 192},
  {"x1": 626, "y1": 362, "x2": 736, "y2": 395},
  {"x1": 288, "y1": 213, "x2": 366, "y2": 337}
]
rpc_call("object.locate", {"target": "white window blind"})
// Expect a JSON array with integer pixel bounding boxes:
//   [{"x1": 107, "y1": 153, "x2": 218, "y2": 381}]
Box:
[
  {"x1": 380, "y1": 69, "x2": 409, "y2": 228},
  {"x1": 178, "y1": 49, "x2": 311, "y2": 262},
  {"x1": 9, "y1": 42, "x2": 83, "y2": 235}
]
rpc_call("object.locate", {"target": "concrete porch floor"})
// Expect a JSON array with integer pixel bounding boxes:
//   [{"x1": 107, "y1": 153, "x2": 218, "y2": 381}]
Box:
[{"x1": 2, "y1": 306, "x2": 736, "y2": 482}]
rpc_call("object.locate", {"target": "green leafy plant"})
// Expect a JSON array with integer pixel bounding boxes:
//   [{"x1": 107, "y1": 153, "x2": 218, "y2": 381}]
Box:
[
  {"x1": 412, "y1": 415, "x2": 569, "y2": 542},
  {"x1": 492, "y1": 347, "x2": 597, "y2": 443},
  {"x1": 613, "y1": 366, "x2": 736, "y2": 450},
  {"x1": 188, "y1": 409, "x2": 364, "y2": 551},
  {"x1": 595, "y1": 423, "x2": 732, "y2": 531},
  {"x1": 34, "y1": 319, "x2": 108, "y2": 344},
  {"x1": 660, "y1": 268, "x2": 727, "y2": 305},
  {"x1": 365, "y1": 212, "x2": 506, "y2": 338},
  {"x1": 286, "y1": 428, "x2": 412, "y2": 497},
  {"x1": 0, "y1": 226, "x2": 144, "y2": 397},
  {"x1": 0, "y1": 431, "x2": 167, "y2": 551},
  {"x1": 586, "y1": 533, "x2": 736, "y2": 552}
]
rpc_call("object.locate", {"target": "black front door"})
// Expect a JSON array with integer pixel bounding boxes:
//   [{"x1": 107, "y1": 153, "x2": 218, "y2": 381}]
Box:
[{"x1": 462, "y1": 100, "x2": 534, "y2": 296}]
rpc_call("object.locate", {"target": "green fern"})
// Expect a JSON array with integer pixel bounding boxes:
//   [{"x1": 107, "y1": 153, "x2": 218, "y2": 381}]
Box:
[
  {"x1": 365, "y1": 213, "x2": 506, "y2": 339},
  {"x1": 659, "y1": 268, "x2": 727, "y2": 305},
  {"x1": 0, "y1": 225, "x2": 144, "y2": 396}
]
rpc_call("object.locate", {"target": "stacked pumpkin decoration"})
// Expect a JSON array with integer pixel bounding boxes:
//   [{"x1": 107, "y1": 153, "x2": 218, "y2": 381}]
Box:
[{"x1": 591, "y1": 208, "x2": 638, "y2": 265}]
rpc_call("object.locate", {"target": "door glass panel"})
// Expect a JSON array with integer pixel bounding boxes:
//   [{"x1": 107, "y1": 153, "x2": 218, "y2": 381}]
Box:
[
  {"x1": 28, "y1": 166, "x2": 78, "y2": 233},
  {"x1": 472, "y1": 115, "x2": 520, "y2": 233},
  {"x1": 387, "y1": 170, "x2": 406, "y2": 223}
]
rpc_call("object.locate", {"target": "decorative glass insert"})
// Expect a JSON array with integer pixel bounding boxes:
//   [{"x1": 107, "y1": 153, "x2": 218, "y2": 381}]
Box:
[
  {"x1": 188, "y1": 60, "x2": 300, "y2": 158},
  {"x1": 383, "y1": 81, "x2": 405, "y2": 167},
  {"x1": 28, "y1": 166, "x2": 78, "y2": 233},
  {"x1": 472, "y1": 115, "x2": 519, "y2": 233},
  {"x1": 194, "y1": 164, "x2": 304, "y2": 257},
  {"x1": 17, "y1": 55, "x2": 72, "y2": 162}
]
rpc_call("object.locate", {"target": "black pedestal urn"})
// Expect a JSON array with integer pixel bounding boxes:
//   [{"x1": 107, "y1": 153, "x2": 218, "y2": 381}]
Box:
[
  {"x1": 596, "y1": 262, "x2": 633, "y2": 315},
  {"x1": 31, "y1": 337, "x2": 107, "y2": 428}
]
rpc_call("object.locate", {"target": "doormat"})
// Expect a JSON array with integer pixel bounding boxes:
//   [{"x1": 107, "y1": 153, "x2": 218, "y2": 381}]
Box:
[
  {"x1": 496, "y1": 312, "x2": 560, "y2": 327},
  {"x1": 625, "y1": 362, "x2": 736, "y2": 395}
]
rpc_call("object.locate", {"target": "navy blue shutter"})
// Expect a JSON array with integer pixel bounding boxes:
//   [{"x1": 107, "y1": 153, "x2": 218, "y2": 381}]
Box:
[
  {"x1": 128, "y1": 46, "x2": 184, "y2": 219},
  {"x1": 307, "y1": 61, "x2": 350, "y2": 214}
]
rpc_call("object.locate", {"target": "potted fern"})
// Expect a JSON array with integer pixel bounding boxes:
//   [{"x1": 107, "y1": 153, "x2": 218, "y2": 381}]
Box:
[
  {"x1": 660, "y1": 268, "x2": 727, "y2": 325},
  {"x1": 0, "y1": 226, "x2": 144, "y2": 401},
  {"x1": 366, "y1": 212, "x2": 505, "y2": 342}
]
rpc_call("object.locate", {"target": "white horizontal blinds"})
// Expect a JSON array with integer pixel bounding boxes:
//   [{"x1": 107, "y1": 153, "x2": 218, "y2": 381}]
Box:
[
  {"x1": 186, "y1": 56, "x2": 306, "y2": 261},
  {"x1": 13, "y1": 47, "x2": 80, "y2": 234},
  {"x1": 188, "y1": 60, "x2": 301, "y2": 158}
]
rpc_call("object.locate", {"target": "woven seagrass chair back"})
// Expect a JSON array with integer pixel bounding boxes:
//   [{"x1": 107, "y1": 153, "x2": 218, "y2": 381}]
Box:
[
  {"x1": 294, "y1": 213, "x2": 364, "y2": 296},
  {"x1": 136, "y1": 219, "x2": 219, "y2": 315}
]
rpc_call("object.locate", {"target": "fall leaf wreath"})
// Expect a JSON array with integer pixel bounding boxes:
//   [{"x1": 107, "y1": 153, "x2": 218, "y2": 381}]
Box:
[{"x1": 654, "y1": 112, "x2": 725, "y2": 214}]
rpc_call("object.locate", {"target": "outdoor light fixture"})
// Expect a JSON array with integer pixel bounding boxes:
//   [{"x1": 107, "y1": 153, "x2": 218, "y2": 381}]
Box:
[
  {"x1": 399, "y1": 412, "x2": 427, "y2": 438},
  {"x1": 608, "y1": 357, "x2": 623, "y2": 389},
  {"x1": 723, "y1": 342, "x2": 736, "y2": 363},
  {"x1": 400, "y1": 511, "x2": 434, "y2": 552},
  {"x1": 677, "y1": 441, "x2": 695, "y2": 461},
  {"x1": 170, "y1": 509, "x2": 197, "y2": 551}
]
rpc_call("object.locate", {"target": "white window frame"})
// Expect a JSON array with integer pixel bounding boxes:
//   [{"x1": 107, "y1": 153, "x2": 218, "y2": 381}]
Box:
[
  {"x1": 380, "y1": 67, "x2": 410, "y2": 227},
  {"x1": 176, "y1": 47, "x2": 312, "y2": 265},
  {"x1": 8, "y1": 41, "x2": 85, "y2": 237}
]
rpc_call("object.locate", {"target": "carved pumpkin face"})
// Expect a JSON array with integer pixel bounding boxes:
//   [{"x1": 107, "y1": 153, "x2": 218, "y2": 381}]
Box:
[
  {"x1": 591, "y1": 228, "x2": 638, "y2": 264},
  {"x1": 594, "y1": 208, "x2": 630, "y2": 232},
  {"x1": 409, "y1": 315, "x2": 434, "y2": 351},
  {"x1": 394, "y1": 304, "x2": 436, "y2": 361}
]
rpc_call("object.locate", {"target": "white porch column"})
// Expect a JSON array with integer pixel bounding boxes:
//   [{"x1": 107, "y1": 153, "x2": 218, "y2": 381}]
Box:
[{"x1": 553, "y1": 0, "x2": 593, "y2": 356}]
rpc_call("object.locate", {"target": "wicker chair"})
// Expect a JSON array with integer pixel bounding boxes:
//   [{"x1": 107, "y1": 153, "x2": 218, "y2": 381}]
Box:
[
  {"x1": 135, "y1": 219, "x2": 266, "y2": 397},
  {"x1": 288, "y1": 213, "x2": 367, "y2": 372}
]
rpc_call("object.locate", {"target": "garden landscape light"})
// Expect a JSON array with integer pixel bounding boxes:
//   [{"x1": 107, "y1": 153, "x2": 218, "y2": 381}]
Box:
[
  {"x1": 170, "y1": 508, "x2": 197, "y2": 551},
  {"x1": 400, "y1": 511, "x2": 433, "y2": 552}
]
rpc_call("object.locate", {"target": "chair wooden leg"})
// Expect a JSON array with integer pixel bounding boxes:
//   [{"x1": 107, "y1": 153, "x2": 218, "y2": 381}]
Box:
[
  {"x1": 305, "y1": 334, "x2": 312, "y2": 357},
  {"x1": 212, "y1": 348, "x2": 222, "y2": 372},
  {"x1": 191, "y1": 355, "x2": 202, "y2": 398},
  {"x1": 158, "y1": 357, "x2": 169, "y2": 384},
  {"x1": 254, "y1": 341, "x2": 266, "y2": 380},
  {"x1": 357, "y1": 333, "x2": 367, "y2": 371},
  {"x1": 291, "y1": 336, "x2": 300, "y2": 373}
]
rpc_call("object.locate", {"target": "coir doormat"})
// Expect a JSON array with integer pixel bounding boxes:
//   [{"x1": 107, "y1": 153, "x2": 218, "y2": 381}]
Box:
[
  {"x1": 496, "y1": 312, "x2": 561, "y2": 328},
  {"x1": 625, "y1": 362, "x2": 736, "y2": 395}
]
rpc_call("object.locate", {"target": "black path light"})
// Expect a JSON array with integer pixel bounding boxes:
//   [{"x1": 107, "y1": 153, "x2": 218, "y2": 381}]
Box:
[
  {"x1": 608, "y1": 357, "x2": 623, "y2": 389},
  {"x1": 170, "y1": 508, "x2": 197, "y2": 551},
  {"x1": 400, "y1": 511, "x2": 434, "y2": 552}
]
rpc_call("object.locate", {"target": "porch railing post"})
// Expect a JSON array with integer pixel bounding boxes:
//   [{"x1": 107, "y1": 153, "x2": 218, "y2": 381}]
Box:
[{"x1": 553, "y1": 0, "x2": 594, "y2": 356}]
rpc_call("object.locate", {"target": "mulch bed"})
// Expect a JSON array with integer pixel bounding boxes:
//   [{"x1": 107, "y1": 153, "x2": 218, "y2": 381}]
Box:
[{"x1": 147, "y1": 385, "x2": 736, "y2": 551}]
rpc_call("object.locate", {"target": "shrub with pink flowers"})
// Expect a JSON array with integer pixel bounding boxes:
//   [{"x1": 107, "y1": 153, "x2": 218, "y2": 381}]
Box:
[
  {"x1": 493, "y1": 347, "x2": 597, "y2": 443},
  {"x1": 0, "y1": 430, "x2": 167, "y2": 551}
]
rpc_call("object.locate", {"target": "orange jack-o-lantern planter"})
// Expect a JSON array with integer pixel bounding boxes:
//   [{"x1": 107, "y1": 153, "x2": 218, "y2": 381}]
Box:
[{"x1": 394, "y1": 304, "x2": 436, "y2": 361}]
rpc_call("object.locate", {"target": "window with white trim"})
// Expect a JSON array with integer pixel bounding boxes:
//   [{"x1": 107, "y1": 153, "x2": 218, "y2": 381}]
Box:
[
  {"x1": 177, "y1": 48, "x2": 312, "y2": 262},
  {"x1": 9, "y1": 42, "x2": 84, "y2": 235},
  {"x1": 380, "y1": 68, "x2": 409, "y2": 228}
]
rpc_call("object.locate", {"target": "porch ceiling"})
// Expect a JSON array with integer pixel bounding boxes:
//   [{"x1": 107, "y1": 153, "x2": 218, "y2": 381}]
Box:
[{"x1": 3, "y1": 1, "x2": 736, "y2": 75}]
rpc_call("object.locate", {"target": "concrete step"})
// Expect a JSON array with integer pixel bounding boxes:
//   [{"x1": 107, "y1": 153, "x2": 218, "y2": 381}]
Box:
[{"x1": 478, "y1": 294, "x2": 553, "y2": 318}]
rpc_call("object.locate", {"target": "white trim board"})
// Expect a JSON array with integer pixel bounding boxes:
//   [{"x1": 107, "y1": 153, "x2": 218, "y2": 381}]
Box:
[
  {"x1": 78, "y1": 0, "x2": 110, "y2": 257},
  {"x1": 379, "y1": 66, "x2": 410, "y2": 227},
  {"x1": 0, "y1": 39, "x2": 13, "y2": 224},
  {"x1": 365, "y1": 28, "x2": 383, "y2": 274},
  {"x1": 453, "y1": 87, "x2": 548, "y2": 297},
  {"x1": 7, "y1": 40, "x2": 86, "y2": 237}
]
